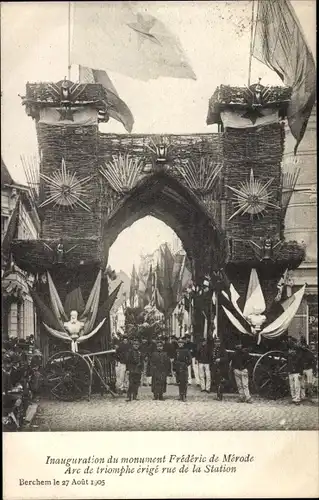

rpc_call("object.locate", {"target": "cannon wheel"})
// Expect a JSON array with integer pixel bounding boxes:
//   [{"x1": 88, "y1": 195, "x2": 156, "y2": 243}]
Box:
[
  {"x1": 253, "y1": 350, "x2": 289, "y2": 399},
  {"x1": 79, "y1": 350, "x2": 105, "y2": 396},
  {"x1": 45, "y1": 351, "x2": 92, "y2": 401}
]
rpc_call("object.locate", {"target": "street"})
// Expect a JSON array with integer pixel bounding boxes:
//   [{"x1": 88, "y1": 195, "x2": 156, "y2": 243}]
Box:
[{"x1": 30, "y1": 385, "x2": 318, "y2": 432}]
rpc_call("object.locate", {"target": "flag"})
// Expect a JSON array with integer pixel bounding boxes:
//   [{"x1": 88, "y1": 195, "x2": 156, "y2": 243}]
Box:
[
  {"x1": 252, "y1": 0, "x2": 316, "y2": 153},
  {"x1": 71, "y1": 2, "x2": 196, "y2": 81},
  {"x1": 143, "y1": 265, "x2": 153, "y2": 307},
  {"x1": 129, "y1": 264, "x2": 138, "y2": 307},
  {"x1": 79, "y1": 66, "x2": 134, "y2": 133},
  {"x1": 243, "y1": 268, "x2": 266, "y2": 317},
  {"x1": 274, "y1": 269, "x2": 288, "y2": 302},
  {"x1": 161, "y1": 244, "x2": 175, "y2": 314},
  {"x1": 1, "y1": 196, "x2": 20, "y2": 261},
  {"x1": 154, "y1": 263, "x2": 165, "y2": 313},
  {"x1": 97, "y1": 282, "x2": 122, "y2": 322}
]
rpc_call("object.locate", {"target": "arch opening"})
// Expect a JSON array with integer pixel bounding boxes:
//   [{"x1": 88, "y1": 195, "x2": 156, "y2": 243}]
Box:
[{"x1": 108, "y1": 215, "x2": 193, "y2": 339}]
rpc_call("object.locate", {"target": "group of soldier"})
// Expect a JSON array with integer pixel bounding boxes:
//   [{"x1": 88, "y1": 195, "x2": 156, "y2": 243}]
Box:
[
  {"x1": 113, "y1": 334, "x2": 253, "y2": 403},
  {"x1": 113, "y1": 333, "x2": 317, "y2": 404}
]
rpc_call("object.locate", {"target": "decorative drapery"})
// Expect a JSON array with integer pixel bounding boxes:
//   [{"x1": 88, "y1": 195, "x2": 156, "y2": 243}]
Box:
[
  {"x1": 43, "y1": 318, "x2": 106, "y2": 353},
  {"x1": 222, "y1": 284, "x2": 306, "y2": 343}
]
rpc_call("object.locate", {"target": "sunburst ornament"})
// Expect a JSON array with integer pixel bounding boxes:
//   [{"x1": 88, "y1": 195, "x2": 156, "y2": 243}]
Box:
[
  {"x1": 39, "y1": 158, "x2": 92, "y2": 212},
  {"x1": 227, "y1": 169, "x2": 280, "y2": 221}
]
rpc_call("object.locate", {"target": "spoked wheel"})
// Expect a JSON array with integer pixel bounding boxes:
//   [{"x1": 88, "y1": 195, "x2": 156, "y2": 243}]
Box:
[
  {"x1": 45, "y1": 351, "x2": 92, "y2": 401},
  {"x1": 253, "y1": 350, "x2": 289, "y2": 399}
]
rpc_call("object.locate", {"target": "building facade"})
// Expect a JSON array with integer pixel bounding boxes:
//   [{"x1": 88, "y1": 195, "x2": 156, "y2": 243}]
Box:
[
  {"x1": 1, "y1": 158, "x2": 40, "y2": 340},
  {"x1": 282, "y1": 104, "x2": 317, "y2": 349}
]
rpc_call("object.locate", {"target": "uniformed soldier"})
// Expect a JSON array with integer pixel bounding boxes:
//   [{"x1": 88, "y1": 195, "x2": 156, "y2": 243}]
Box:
[
  {"x1": 149, "y1": 341, "x2": 171, "y2": 400},
  {"x1": 173, "y1": 338, "x2": 192, "y2": 401},
  {"x1": 126, "y1": 339, "x2": 143, "y2": 402}
]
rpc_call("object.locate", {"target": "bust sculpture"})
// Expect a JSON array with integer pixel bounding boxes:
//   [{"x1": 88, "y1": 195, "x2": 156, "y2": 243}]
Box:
[{"x1": 63, "y1": 310, "x2": 85, "y2": 340}]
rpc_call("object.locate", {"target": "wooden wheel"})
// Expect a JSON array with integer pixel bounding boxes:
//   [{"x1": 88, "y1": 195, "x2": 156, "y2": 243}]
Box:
[
  {"x1": 253, "y1": 350, "x2": 289, "y2": 399},
  {"x1": 45, "y1": 351, "x2": 92, "y2": 401}
]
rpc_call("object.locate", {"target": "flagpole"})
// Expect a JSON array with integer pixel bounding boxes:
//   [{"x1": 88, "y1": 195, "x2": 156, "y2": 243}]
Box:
[
  {"x1": 67, "y1": 1, "x2": 72, "y2": 80},
  {"x1": 248, "y1": 0, "x2": 256, "y2": 86}
]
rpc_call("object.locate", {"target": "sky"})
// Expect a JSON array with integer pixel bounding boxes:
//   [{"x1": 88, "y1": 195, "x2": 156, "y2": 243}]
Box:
[{"x1": 1, "y1": 1, "x2": 316, "y2": 275}]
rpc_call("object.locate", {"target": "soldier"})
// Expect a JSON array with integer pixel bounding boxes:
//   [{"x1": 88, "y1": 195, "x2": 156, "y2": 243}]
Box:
[
  {"x1": 196, "y1": 338, "x2": 213, "y2": 393},
  {"x1": 183, "y1": 333, "x2": 199, "y2": 386},
  {"x1": 232, "y1": 343, "x2": 252, "y2": 403},
  {"x1": 173, "y1": 338, "x2": 192, "y2": 401},
  {"x1": 299, "y1": 336, "x2": 316, "y2": 401},
  {"x1": 287, "y1": 337, "x2": 303, "y2": 405},
  {"x1": 150, "y1": 341, "x2": 171, "y2": 400},
  {"x1": 140, "y1": 337, "x2": 151, "y2": 387},
  {"x1": 212, "y1": 338, "x2": 229, "y2": 401},
  {"x1": 126, "y1": 339, "x2": 143, "y2": 402}
]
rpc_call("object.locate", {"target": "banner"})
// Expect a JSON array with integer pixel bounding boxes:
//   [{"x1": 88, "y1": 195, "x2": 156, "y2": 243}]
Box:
[
  {"x1": 71, "y1": 2, "x2": 196, "y2": 81},
  {"x1": 253, "y1": 0, "x2": 316, "y2": 153}
]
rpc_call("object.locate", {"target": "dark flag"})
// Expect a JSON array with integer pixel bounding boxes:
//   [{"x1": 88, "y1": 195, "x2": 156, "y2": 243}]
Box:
[
  {"x1": 129, "y1": 264, "x2": 138, "y2": 307},
  {"x1": 154, "y1": 263, "x2": 165, "y2": 313},
  {"x1": 143, "y1": 265, "x2": 153, "y2": 307},
  {"x1": 2, "y1": 196, "x2": 20, "y2": 263},
  {"x1": 252, "y1": 0, "x2": 316, "y2": 153},
  {"x1": 79, "y1": 65, "x2": 134, "y2": 133},
  {"x1": 96, "y1": 282, "x2": 122, "y2": 323},
  {"x1": 161, "y1": 244, "x2": 175, "y2": 315}
]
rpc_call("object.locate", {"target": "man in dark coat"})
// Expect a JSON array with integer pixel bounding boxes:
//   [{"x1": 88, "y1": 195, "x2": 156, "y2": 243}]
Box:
[
  {"x1": 183, "y1": 333, "x2": 198, "y2": 385},
  {"x1": 287, "y1": 337, "x2": 304, "y2": 405},
  {"x1": 150, "y1": 341, "x2": 171, "y2": 400},
  {"x1": 212, "y1": 338, "x2": 229, "y2": 401},
  {"x1": 196, "y1": 338, "x2": 213, "y2": 392},
  {"x1": 232, "y1": 343, "x2": 252, "y2": 403},
  {"x1": 173, "y1": 338, "x2": 192, "y2": 401},
  {"x1": 126, "y1": 339, "x2": 143, "y2": 402}
]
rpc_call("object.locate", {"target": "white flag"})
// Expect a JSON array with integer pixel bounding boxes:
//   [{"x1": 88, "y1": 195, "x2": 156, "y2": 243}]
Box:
[{"x1": 71, "y1": 2, "x2": 196, "y2": 81}]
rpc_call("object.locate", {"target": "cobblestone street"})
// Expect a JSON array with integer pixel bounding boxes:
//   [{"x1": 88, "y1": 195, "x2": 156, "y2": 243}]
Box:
[{"x1": 30, "y1": 385, "x2": 319, "y2": 432}]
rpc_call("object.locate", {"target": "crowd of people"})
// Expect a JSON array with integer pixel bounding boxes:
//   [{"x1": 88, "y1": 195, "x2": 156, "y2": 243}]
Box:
[
  {"x1": 112, "y1": 333, "x2": 317, "y2": 404},
  {"x1": 2, "y1": 336, "x2": 43, "y2": 429}
]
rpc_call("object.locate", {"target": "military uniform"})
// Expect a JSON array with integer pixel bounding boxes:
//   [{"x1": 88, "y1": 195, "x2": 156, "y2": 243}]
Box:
[
  {"x1": 126, "y1": 348, "x2": 143, "y2": 401},
  {"x1": 150, "y1": 350, "x2": 171, "y2": 400},
  {"x1": 174, "y1": 347, "x2": 192, "y2": 401}
]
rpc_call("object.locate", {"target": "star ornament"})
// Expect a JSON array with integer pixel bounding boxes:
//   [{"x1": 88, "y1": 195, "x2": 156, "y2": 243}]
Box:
[
  {"x1": 127, "y1": 13, "x2": 162, "y2": 48},
  {"x1": 241, "y1": 106, "x2": 264, "y2": 125},
  {"x1": 227, "y1": 169, "x2": 280, "y2": 221},
  {"x1": 39, "y1": 158, "x2": 92, "y2": 212},
  {"x1": 57, "y1": 106, "x2": 75, "y2": 122}
]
